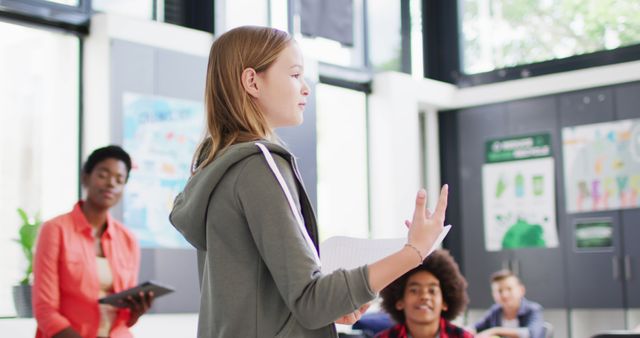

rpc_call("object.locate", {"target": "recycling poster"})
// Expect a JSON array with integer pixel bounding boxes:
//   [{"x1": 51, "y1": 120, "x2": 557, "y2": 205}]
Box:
[{"x1": 482, "y1": 134, "x2": 559, "y2": 251}]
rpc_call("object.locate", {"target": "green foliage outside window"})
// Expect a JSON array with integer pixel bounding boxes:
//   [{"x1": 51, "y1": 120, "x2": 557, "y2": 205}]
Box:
[{"x1": 461, "y1": 0, "x2": 640, "y2": 74}]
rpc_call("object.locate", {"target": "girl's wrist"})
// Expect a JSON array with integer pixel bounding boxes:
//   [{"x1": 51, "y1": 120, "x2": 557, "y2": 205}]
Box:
[{"x1": 403, "y1": 243, "x2": 423, "y2": 266}]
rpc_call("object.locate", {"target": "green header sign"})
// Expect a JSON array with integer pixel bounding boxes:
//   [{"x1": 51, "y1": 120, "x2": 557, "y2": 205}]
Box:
[
  {"x1": 575, "y1": 220, "x2": 613, "y2": 251},
  {"x1": 486, "y1": 133, "x2": 551, "y2": 163}
]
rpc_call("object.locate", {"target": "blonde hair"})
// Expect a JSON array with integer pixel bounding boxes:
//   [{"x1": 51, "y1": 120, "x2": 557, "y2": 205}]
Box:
[{"x1": 192, "y1": 26, "x2": 293, "y2": 172}]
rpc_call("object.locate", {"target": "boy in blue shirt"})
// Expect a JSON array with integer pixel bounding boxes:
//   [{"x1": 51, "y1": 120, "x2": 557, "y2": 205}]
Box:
[{"x1": 474, "y1": 270, "x2": 544, "y2": 338}]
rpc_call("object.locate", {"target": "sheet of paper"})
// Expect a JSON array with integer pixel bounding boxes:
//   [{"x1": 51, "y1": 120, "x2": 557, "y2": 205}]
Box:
[{"x1": 320, "y1": 225, "x2": 452, "y2": 273}]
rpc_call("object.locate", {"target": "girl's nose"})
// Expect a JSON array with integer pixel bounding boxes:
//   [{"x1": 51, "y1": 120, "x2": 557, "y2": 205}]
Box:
[{"x1": 301, "y1": 79, "x2": 310, "y2": 96}]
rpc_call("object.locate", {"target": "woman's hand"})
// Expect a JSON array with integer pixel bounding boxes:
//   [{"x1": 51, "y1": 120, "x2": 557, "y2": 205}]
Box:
[
  {"x1": 124, "y1": 291, "x2": 154, "y2": 326},
  {"x1": 406, "y1": 185, "x2": 448, "y2": 260},
  {"x1": 334, "y1": 303, "x2": 371, "y2": 325}
]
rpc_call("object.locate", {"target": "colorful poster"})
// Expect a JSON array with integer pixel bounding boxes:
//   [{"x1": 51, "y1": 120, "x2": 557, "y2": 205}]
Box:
[
  {"x1": 122, "y1": 93, "x2": 204, "y2": 248},
  {"x1": 482, "y1": 134, "x2": 559, "y2": 251},
  {"x1": 562, "y1": 119, "x2": 640, "y2": 213}
]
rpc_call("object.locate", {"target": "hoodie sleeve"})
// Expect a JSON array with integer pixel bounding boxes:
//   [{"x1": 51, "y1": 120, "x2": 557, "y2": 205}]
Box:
[{"x1": 236, "y1": 154, "x2": 376, "y2": 329}]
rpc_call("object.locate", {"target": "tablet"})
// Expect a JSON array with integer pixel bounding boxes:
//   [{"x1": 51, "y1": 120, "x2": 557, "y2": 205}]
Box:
[{"x1": 98, "y1": 280, "x2": 174, "y2": 308}]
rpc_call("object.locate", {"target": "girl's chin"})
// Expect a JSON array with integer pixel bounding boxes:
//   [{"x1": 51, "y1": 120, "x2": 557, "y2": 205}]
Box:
[{"x1": 274, "y1": 119, "x2": 304, "y2": 129}]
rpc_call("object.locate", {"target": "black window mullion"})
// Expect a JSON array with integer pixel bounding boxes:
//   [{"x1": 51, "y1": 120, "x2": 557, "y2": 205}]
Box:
[
  {"x1": 422, "y1": 0, "x2": 460, "y2": 84},
  {"x1": 163, "y1": 0, "x2": 213, "y2": 33},
  {"x1": 78, "y1": 37, "x2": 84, "y2": 200},
  {"x1": 0, "y1": 0, "x2": 90, "y2": 34}
]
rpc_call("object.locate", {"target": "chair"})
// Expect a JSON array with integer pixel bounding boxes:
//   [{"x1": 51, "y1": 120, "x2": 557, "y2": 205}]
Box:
[
  {"x1": 338, "y1": 333, "x2": 368, "y2": 338},
  {"x1": 543, "y1": 321, "x2": 554, "y2": 338},
  {"x1": 352, "y1": 312, "x2": 394, "y2": 337}
]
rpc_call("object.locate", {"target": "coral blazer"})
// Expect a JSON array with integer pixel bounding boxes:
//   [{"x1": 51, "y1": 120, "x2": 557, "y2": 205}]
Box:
[{"x1": 33, "y1": 202, "x2": 140, "y2": 338}]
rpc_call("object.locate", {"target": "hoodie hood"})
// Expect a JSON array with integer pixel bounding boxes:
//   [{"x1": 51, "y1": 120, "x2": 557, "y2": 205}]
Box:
[{"x1": 169, "y1": 141, "x2": 293, "y2": 251}]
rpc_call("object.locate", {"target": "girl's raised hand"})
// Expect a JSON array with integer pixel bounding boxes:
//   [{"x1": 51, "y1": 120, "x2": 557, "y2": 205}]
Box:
[{"x1": 406, "y1": 185, "x2": 448, "y2": 260}]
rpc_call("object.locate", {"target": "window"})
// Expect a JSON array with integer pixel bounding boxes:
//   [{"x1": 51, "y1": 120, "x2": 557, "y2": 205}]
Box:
[
  {"x1": 0, "y1": 0, "x2": 90, "y2": 29},
  {"x1": 367, "y1": 0, "x2": 402, "y2": 72},
  {"x1": 93, "y1": 0, "x2": 154, "y2": 20},
  {"x1": 45, "y1": 0, "x2": 78, "y2": 5},
  {"x1": 0, "y1": 21, "x2": 79, "y2": 316},
  {"x1": 269, "y1": 0, "x2": 289, "y2": 32},
  {"x1": 217, "y1": 0, "x2": 268, "y2": 31},
  {"x1": 409, "y1": 0, "x2": 424, "y2": 78},
  {"x1": 295, "y1": 0, "x2": 366, "y2": 68},
  {"x1": 367, "y1": 0, "x2": 424, "y2": 76},
  {"x1": 460, "y1": 0, "x2": 640, "y2": 74},
  {"x1": 214, "y1": 0, "x2": 289, "y2": 33},
  {"x1": 315, "y1": 84, "x2": 369, "y2": 241}
]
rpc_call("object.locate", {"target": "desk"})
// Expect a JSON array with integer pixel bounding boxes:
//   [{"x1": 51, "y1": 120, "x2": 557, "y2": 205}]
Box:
[
  {"x1": 1, "y1": 314, "x2": 371, "y2": 336},
  {"x1": 592, "y1": 331, "x2": 640, "y2": 338}
]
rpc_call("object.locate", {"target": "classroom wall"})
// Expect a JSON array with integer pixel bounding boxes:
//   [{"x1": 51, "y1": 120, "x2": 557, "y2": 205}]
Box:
[
  {"x1": 449, "y1": 81, "x2": 640, "y2": 337},
  {"x1": 84, "y1": 14, "x2": 212, "y2": 313}
]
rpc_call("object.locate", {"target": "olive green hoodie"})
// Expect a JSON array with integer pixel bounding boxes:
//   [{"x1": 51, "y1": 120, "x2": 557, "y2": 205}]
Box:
[{"x1": 170, "y1": 141, "x2": 376, "y2": 337}]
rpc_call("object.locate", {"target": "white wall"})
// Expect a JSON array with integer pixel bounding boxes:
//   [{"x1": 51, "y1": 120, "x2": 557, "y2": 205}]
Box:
[{"x1": 83, "y1": 14, "x2": 212, "y2": 158}]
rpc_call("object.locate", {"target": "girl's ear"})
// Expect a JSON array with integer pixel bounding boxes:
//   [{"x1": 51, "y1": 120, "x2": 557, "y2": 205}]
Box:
[{"x1": 242, "y1": 67, "x2": 260, "y2": 98}]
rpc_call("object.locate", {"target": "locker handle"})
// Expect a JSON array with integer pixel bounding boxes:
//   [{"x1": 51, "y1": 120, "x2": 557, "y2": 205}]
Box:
[
  {"x1": 624, "y1": 255, "x2": 632, "y2": 281},
  {"x1": 612, "y1": 256, "x2": 620, "y2": 280}
]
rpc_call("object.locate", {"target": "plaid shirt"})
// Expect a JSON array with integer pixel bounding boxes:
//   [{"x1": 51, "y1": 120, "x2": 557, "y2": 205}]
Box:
[{"x1": 374, "y1": 318, "x2": 474, "y2": 338}]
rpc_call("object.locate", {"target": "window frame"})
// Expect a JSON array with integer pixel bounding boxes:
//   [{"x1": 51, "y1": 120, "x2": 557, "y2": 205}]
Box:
[
  {"x1": 291, "y1": 0, "x2": 415, "y2": 81},
  {"x1": 0, "y1": 0, "x2": 91, "y2": 33},
  {"x1": 314, "y1": 82, "x2": 372, "y2": 240},
  {"x1": 422, "y1": 0, "x2": 640, "y2": 86},
  {"x1": 457, "y1": 44, "x2": 640, "y2": 87},
  {"x1": 0, "y1": 11, "x2": 85, "y2": 197}
]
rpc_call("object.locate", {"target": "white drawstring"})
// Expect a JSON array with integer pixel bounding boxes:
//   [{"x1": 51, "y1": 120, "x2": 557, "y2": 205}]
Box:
[{"x1": 255, "y1": 143, "x2": 321, "y2": 266}]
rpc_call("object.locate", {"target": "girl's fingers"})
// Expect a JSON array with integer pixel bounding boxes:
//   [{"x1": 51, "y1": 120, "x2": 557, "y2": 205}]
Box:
[
  {"x1": 412, "y1": 189, "x2": 427, "y2": 222},
  {"x1": 432, "y1": 185, "x2": 449, "y2": 222}
]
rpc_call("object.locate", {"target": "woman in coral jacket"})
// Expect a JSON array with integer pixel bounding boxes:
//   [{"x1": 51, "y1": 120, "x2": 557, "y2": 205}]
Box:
[{"x1": 33, "y1": 145, "x2": 153, "y2": 338}]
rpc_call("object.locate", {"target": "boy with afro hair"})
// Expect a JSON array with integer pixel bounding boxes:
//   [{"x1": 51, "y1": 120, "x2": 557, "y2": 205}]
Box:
[{"x1": 376, "y1": 249, "x2": 472, "y2": 338}]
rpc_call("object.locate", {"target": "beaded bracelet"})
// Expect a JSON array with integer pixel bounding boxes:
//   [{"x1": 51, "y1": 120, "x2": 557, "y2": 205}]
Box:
[{"x1": 404, "y1": 243, "x2": 424, "y2": 265}]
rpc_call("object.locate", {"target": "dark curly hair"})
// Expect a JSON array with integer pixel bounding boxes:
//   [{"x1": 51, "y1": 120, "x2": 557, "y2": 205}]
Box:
[
  {"x1": 380, "y1": 249, "x2": 468, "y2": 324},
  {"x1": 82, "y1": 145, "x2": 132, "y2": 181}
]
